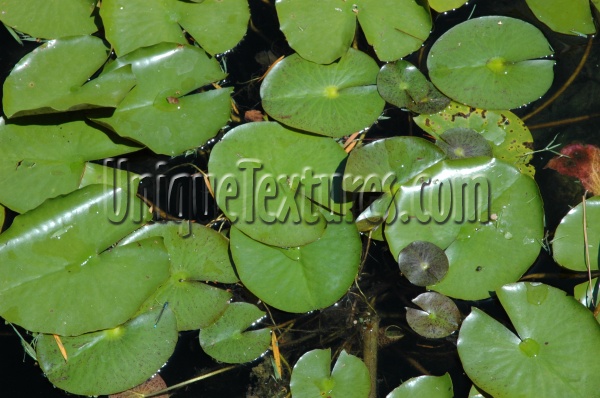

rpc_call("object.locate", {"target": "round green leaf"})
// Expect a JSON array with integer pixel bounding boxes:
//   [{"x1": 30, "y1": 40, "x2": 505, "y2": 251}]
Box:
[
  {"x1": 290, "y1": 349, "x2": 371, "y2": 398},
  {"x1": 526, "y1": 0, "x2": 595, "y2": 36},
  {"x1": 552, "y1": 196, "x2": 600, "y2": 271},
  {"x1": 0, "y1": 204, "x2": 5, "y2": 232},
  {"x1": 356, "y1": 0, "x2": 432, "y2": 62},
  {"x1": 120, "y1": 222, "x2": 238, "y2": 330},
  {"x1": 199, "y1": 302, "x2": 271, "y2": 364},
  {"x1": 386, "y1": 373, "x2": 453, "y2": 398},
  {"x1": 428, "y1": 0, "x2": 468, "y2": 13},
  {"x1": 0, "y1": 0, "x2": 97, "y2": 39},
  {"x1": 574, "y1": 278, "x2": 599, "y2": 311},
  {"x1": 355, "y1": 191, "x2": 393, "y2": 241},
  {"x1": 436, "y1": 128, "x2": 493, "y2": 159},
  {"x1": 406, "y1": 292, "x2": 460, "y2": 338},
  {"x1": 385, "y1": 157, "x2": 544, "y2": 300},
  {"x1": 343, "y1": 136, "x2": 446, "y2": 193},
  {"x1": 209, "y1": 122, "x2": 350, "y2": 247},
  {"x1": 261, "y1": 49, "x2": 384, "y2": 137},
  {"x1": 398, "y1": 241, "x2": 449, "y2": 286},
  {"x1": 0, "y1": 184, "x2": 158, "y2": 335},
  {"x1": 230, "y1": 219, "x2": 361, "y2": 313},
  {"x1": 3, "y1": 36, "x2": 136, "y2": 118},
  {"x1": 377, "y1": 61, "x2": 450, "y2": 114},
  {"x1": 290, "y1": 349, "x2": 370, "y2": 398},
  {"x1": 428, "y1": 16, "x2": 555, "y2": 110},
  {"x1": 100, "y1": 0, "x2": 249, "y2": 56},
  {"x1": 37, "y1": 306, "x2": 178, "y2": 396},
  {"x1": 458, "y1": 282, "x2": 600, "y2": 398},
  {"x1": 0, "y1": 119, "x2": 140, "y2": 213},
  {"x1": 414, "y1": 101, "x2": 536, "y2": 176},
  {"x1": 275, "y1": 0, "x2": 355, "y2": 64},
  {"x1": 94, "y1": 43, "x2": 231, "y2": 156}
]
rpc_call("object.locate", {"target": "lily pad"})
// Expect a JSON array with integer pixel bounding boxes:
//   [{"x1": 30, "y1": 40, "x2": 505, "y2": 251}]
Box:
[
  {"x1": 377, "y1": 60, "x2": 450, "y2": 114},
  {"x1": 261, "y1": 49, "x2": 384, "y2": 137},
  {"x1": 385, "y1": 157, "x2": 544, "y2": 300},
  {"x1": 435, "y1": 128, "x2": 493, "y2": 159},
  {"x1": 3, "y1": 35, "x2": 136, "y2": 118},
  {"x1": 428, "y1": 0, "x2": 469, "y2": 13},
  {"x1": 208, "y1": 122, "x2": 350, "y2": 247},
  {"x1": 343, "y1": 136, "x2": 446, "y2": 193},
  {"x1": 119, "y1": 222, "x2": 238, "y2": 330},
  {"x1": 0, "y1": 184, "x2": 159, "y2": 336},
  {"x1": 199, "y1": 302, "x2": 271, "y2": 364},
  {"x1": 94, "y1": 43, "x2": 231, "y2": 156},
  {"x1": 427, "y1": 16, "x2": 555, "y2": 110},
  {"x1": 406, "y1": 292, "x2": 461, "y2": 338},
  {"x1": 552, "y1": 196, "x2": 600, "y2": 272},
  {"x1": 526, "y1": 0, "x2": 595, "y2": 36},
  {"x1": 290, "y1": 349, "x2": 370, "y2": 398},
  {"x1": 0, "y1": 118, "x2": 140, "y2": 213},
  {"x1": 458, "y1": 282, "x2": 600, "y2": 397},
  {"x1": 230, "y1": 219, "x2": 361, "y2": 313},
  {"x1": 355, "y1": 191, "x2": 394, "y2": 241},
  {"x1": 414, "y1": 101, "x2": 536, "y2": 177},
  {"x1": 386, "y1": 373, "x2": 453, "y2": 398},
  {"x1": 100, "y1": 0, "x2": 249, "y2": 56},
  {"x1": 36, "y1": 306, "x2": 178, "y2": 396},
  {"x1": 0, "y1": 0, "x2": 97, "y2": 39},
  {"x1": 574, "y1": 278, "x2": 599, "y2": 311},
  {"x1": 398, "y1": 241, "x2": 449, "y2": 286}
]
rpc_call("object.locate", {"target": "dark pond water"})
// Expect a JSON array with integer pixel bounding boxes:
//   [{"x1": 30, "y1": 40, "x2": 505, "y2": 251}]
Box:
[{"x1": 1, "y1": 0, "x2": 599, "y2": 396}]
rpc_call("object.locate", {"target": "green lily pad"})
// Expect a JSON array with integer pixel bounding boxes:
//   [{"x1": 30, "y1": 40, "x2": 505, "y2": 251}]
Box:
[
  {"x1": 386, "y1": 373, "x2": 453, "y2": 398},
  {"x1": 276, "y1": 0, "x2": 431, "y2": 64},
  {"x1": 406, "y1": 292, "x2": 461, "y2": 338},
  {"x1": 3, "y1": 35, "x2": 136, "y2": 118},
  {"x1": 37, "y1": 306, "x2": 178, "y2": 396},
  {"x1": 0, "y1": 118, "x2": 140, "y2": 213},
  {"x1": 427, "y1": 16, "x2": 555, "y2": 110},
  {"x1": 209, "y1": 122, "x2": 350, "y2": 247},
  {"x1": 552, "y1": 196, "x2": 600, "y2": 272},
  {"x1": 355, "y1": 191, "x2": 394, "y2": 241},
  {"x1": 119, "y1": 222, "x2": 238, "y2": 330},
  {"x1": 377, "y1": 60, "x2": 450, "y2": 114},
  {"x1": 0, "y1": 184, "x2": 159, "y2": 336},
  {"x1": 94, "y1": 43, "x2": 231, "y2": 156},
  {"x1": 230, "y1": 219, "x2": 361, "y2": 313},
  {"x1": 0, "y1": 0, "x2": 97, "y2": 39},
  {"x1": 261, "y1": 49, "x2": 384, "y2": 137},
  {"x1": 0, "y1": 204, "x2": 5, "y2": 231},
  {"x1": 414, "y1": 101, "x2": 536, "y2": 177},
  {"x1": 290, "y1": 349, "x2": 370, "y2": 398},
  {"x1": 436, "y1": 128, "x2": 493, "y2": 159},
  {"x1": 199, "y1": 302, "x2": 271, "y2": 364},
  {"x1": 467, "y1": 385, "x2": 487, "y2": 398},
  {"x1": 343, "y1": 136, "x2": 446, "y2": 193},
  {"x1": 526, "y1": 0, "x2": 595, "y2": 36},
  {"x1": 398, "y1": 241, "x2": 449, "y2": 286},
  {"x1": 458, "y1": 282, "x2": 600, "y2": 398},
  {"x1": 100, "y1": 0, "x2": 249, "y2": 56},
  {"x1": 428, "y1": 0, "x2": 469, "y2": 13},
  {"x1": 385, "y1": 157, "x2": 544, "y2": 300}
]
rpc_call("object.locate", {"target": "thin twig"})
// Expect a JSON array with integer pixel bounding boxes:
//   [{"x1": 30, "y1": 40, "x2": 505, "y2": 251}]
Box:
[
  {"x1": 528, "y1": 112, "x2": 600, "y2": 130},
  {"x1": 582, "y1": 192, "x2": 594, "y2": 307},
  {"x1": 142, "y1": 366, "x2": 237, "y2": 398}
]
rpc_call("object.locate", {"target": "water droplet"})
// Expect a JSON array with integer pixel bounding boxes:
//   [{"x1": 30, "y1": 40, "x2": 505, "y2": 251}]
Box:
[
  {"x1": 526, "y1": 282, "x2": 548, "y2": 305},
  {"x1": 504, "y1": 231, "x2": 513, "y2": 239}
]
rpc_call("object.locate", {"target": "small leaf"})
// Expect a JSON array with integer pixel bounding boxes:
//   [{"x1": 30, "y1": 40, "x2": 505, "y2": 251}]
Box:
[
  {"x1": 290, "y1": 349, "x2": 370, "y2": 398},
  {"x1": 545, "y1": 143, "x2": 600, "y2": 195},
  {"x1": 526, "y1": 0, "x2": 595, "y2": 36},
  {"x1": 199, "y1": 302, "x2": 271, "y2": 364},
  {"x1": 552, "y1": 196, "x2": 600, "y2": 271},
  {"x1": 428, "y1": 0, "x2": 469, "y2": 13},
  {"x1": 428, "y1": 16, "x2": 555, "y2": 110},
  {"x1": 377, "y1": 60, "x2": 450, "y2": 114},
  {"x1": 398, "y1": 241, "x2": 449, "y2": 286},
  {"x1": 386, "y1": 373, "x2": 453, "y2": 398},
  {"x1": 406, "y1": 292, "x2": 461, "y2": 338},
  {"x1": 261, "y1": 49, "x2": 384, "y2": 137},
  {"x1": 37, "y1": 306, "x2": 178, "y2": 396}
]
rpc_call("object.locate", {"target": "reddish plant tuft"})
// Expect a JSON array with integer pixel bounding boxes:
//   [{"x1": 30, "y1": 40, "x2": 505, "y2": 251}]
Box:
[{"x1": 545, "y1": 143, "x2": 600, "y2": 195}]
